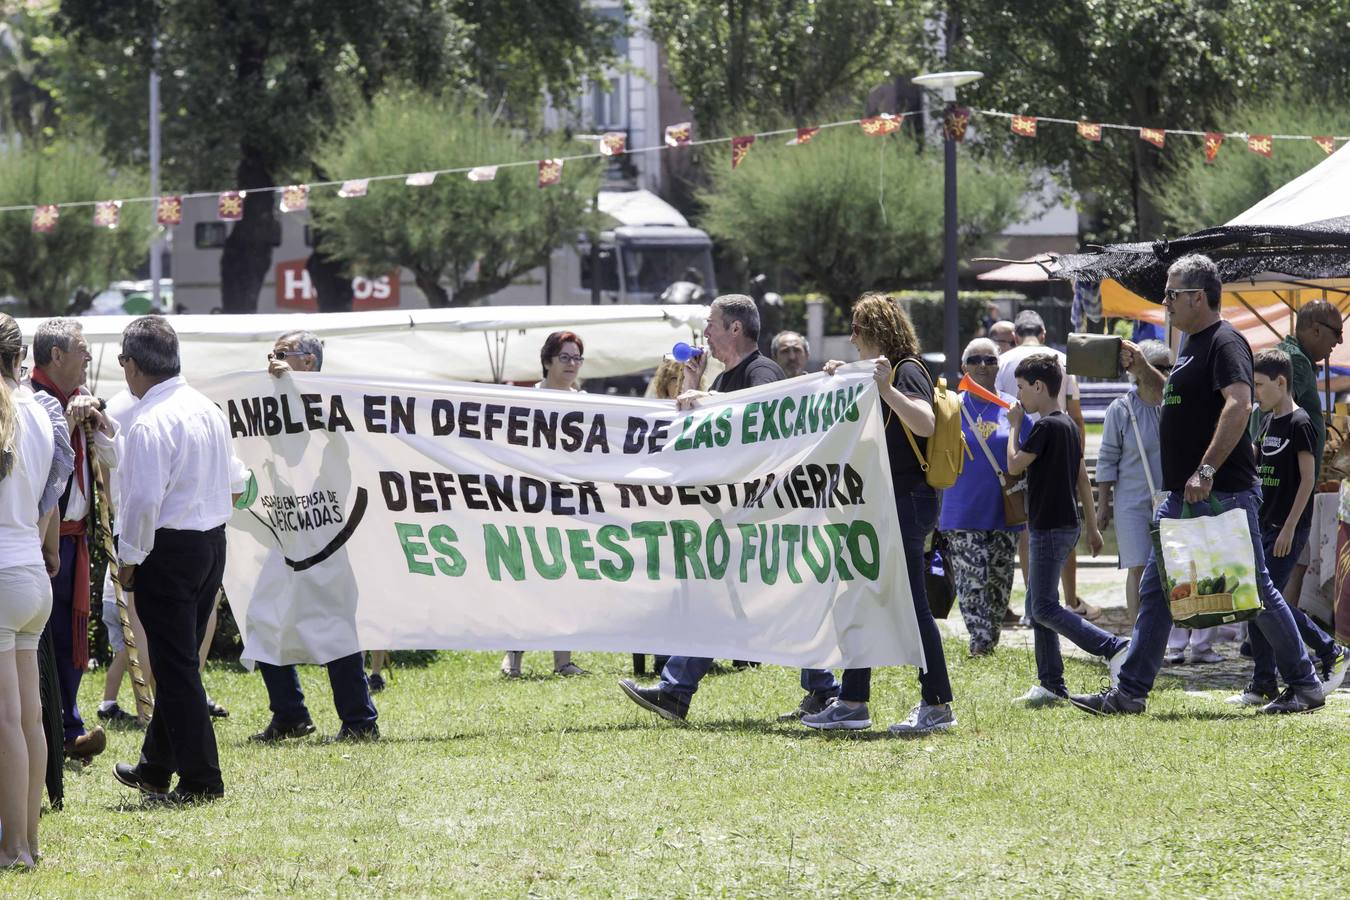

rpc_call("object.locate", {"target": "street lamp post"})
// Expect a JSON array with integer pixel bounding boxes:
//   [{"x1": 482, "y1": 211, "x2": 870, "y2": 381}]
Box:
[{"x1": 912, "y1": 70, "x2": 983, "y2": 385}]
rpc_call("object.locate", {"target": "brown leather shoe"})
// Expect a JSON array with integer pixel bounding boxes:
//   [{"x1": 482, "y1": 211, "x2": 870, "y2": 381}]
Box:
[{"x1": 64, "y1": 725, "x2": 107, "y2": 762}]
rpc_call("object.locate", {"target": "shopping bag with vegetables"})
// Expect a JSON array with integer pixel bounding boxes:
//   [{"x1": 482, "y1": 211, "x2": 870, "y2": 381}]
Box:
[{"x1": 1151, "y1": 499, "x2": 1263, "y2": 628}]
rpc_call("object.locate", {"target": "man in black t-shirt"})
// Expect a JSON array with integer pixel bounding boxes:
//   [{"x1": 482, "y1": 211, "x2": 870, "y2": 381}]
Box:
[
  {"x1": 619, "y1": 294, "x2": 842, "y2": 721},
  {"x1": 1070, "y1": 254, "x2": 1324, "y2": 716}
]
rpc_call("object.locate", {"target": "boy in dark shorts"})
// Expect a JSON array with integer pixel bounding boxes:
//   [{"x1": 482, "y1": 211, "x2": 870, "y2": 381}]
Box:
[
  {"x1": 1229, "y1": 349, "x2": 1349, "y2": 704},
  {"x1": 1007, "y1": 353, "x2": 1129, "y2": 704}
]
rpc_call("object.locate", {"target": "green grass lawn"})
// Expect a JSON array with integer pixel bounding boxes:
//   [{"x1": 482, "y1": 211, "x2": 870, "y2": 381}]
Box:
[{"x1": 23, "y1": 642, "x2": 1349, "y2": 897}]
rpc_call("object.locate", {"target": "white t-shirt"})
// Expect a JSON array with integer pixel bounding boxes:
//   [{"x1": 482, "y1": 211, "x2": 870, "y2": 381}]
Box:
[
  {"x1": 995, "y1": 343, "x2": 1080, "y2": 410},
  {"x1": 0, "y1": 391, "x2": 56, "y2": 569}
]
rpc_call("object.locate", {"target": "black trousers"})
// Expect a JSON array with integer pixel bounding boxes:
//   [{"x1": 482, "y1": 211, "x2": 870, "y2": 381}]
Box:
[{"x1": 135, "y1": 526, "x2": 227, "y2": 795}]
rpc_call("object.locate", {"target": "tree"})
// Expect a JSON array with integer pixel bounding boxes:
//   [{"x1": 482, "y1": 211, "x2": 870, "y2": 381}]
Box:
[
  {"x1": 698, "y1": 125, "x2": 1029, "y2": 309},
  {"x1": 310, "y1": 92, "x2": 600, "y2": 308},
  {"x1": 1151, "y1": 93, "x2": 1350, "y2": 234},
  {"x1": 0, "y1": 139, "x2": 148, "y2": 315},
  {"x1": 56, "y1": 0, "x2": 624, "y2": 312},
  {"x1": 942, "y1": 0, "x2": 1350, "y2": 243},
  {"x1": 648, "y1": 0, "x2": 926, "y2": 135}
]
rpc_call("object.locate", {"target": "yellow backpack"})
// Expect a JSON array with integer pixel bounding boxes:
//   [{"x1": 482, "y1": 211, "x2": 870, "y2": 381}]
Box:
[{"x1": 893, "y1": 359, "x2": 969, "y2": 490}]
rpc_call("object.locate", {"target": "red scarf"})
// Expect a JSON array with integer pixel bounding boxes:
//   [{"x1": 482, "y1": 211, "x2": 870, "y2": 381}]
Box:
[{"x1": 30, "y1": 368, "x2": 91, "y2": 670}]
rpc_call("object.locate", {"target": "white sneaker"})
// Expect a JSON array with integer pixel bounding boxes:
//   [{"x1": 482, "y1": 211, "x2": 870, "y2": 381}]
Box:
[
  {"x1": 1321, "y1": 645, "x2": 1350, "y2": 697},
  {"x1": 1226, "y1": 683, "x2": 1279, "y2": 706},
  {"x1": 1108, "y1": 643, "x2": 1130, "y2": 687},
  {"x1": 1189, "y1": 648, "x2": 1223, "y2": 665},
  {"x1": 1013, "y1": 685, "x2": 1065, "y2": 707}
]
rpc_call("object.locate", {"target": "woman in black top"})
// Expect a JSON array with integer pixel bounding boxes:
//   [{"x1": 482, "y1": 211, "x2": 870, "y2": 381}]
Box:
[{"x1": 802, "y1": 293, "x2": 956, "y2": 736}]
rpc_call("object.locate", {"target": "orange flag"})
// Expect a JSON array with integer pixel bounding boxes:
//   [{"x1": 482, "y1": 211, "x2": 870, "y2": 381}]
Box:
[
  {"x1": 731, "y1": 134, "x2": 755, "y2": 169},
  {"x1": 1203, "y1": 132, "x2": 1224, "y2": 163},
  {"x1": 1313, "y1": 136, "x2": 1335, "y2": 155},
  {"x1": 1140, "y1": 127, "x2": 1166, "y2": 149},
  {"x1": 1076, "y1": 122, "x2": 1102, "y2": 142},
  {"x1": 958, "y1": 374, "x2": 1010, "y2": 409},
  {"x1": 1247, "y1": 135, "x2": 1273, "y2": 158},
  {"x1": 1010, "y1": 115, "x2": 1037, "y2": 138}
]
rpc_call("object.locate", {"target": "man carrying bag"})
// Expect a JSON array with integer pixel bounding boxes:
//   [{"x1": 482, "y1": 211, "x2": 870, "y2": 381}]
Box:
[{"x1": 1070, "y1": 254, "x2": 1324, "y2": 716}]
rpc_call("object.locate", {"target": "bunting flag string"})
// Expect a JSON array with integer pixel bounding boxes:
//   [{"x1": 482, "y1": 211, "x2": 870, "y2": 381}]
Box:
[{"x1": 4, "y1": 106, "x2": 1348, "y2": 228}]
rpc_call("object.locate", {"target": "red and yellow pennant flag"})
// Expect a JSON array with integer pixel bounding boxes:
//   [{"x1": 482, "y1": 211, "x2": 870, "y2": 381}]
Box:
[
  {"x1": 1140, "y1": 127, "x2": 1166, "y2": 149},
  {"x1": 664, "y1": 122, "x2": 692, "y2": 147},
  {"x1": 156, "y1": 195, "x2": 183, "y2": 225},
  {"x1": 943, "y1": 107, "x2": 971, "y2": 143},
  {"x1": 1204, "y1": 132, "x2": 1224, "y2": 163},
  {"x1": 1010, "y1": 115, "x2": 1037, "y2": 138},
  {"x1": 218, "y1": 190, "x2": 244, "y2": 220},
  {"x1": 599, "y1": 132, "x2": 626, "y2": 157},
  {"x1": 538, "y1": 158, "x2": 563, "y2": 188},
  {"x1": 94, "y1": 200, "x2": 121, "y2": 229},
  {"x1": 860, "y1": 115, "x2": 901, "y2": 136},
  {"x1": 731, "y1": 134, "x2": 755, "y2": 169},
  {"x1": 467, "y1": 166, "x2": 498, "y2": 182},
  {"x1": 338, "y1": 179, "x2": 369, "y2": 198},
  {"x1": 787, "y1": 126, "x2": 820, "y2": 146},
  {"x1": 1314, "y1": 136, "x2": 1336, "y2": 155},
  {"x1": 31, "y1": 204, "x2": 59, "y2": 233},
  {"x1": 1247, "y1": 134, "x2": 1273, "y2": 157},
  {"x1": 280, "y1": 184, "x2": 309, "y2": 212},
  {"x1": 1076, "y1": 121, "x2": 1103, "y2": 142}
]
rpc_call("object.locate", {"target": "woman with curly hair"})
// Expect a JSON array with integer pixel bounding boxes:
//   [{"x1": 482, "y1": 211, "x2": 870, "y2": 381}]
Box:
[{"x1": 800, "y1": 292, "x2": 956, "y2": 736}]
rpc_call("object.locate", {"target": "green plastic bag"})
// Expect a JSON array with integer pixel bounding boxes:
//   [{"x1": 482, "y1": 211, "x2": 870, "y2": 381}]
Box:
[{"x1": 1151, "y1": 499, "x2": 1263, "y2": 628}]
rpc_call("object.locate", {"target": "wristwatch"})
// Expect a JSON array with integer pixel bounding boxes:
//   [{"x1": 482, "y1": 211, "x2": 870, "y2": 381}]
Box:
[{"x1": 1196, "y1": 464, "x2": 1216, "y2": 481}]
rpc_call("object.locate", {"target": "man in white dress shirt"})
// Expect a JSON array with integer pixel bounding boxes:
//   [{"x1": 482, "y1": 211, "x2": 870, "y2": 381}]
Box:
[{"x1": 111, "y1": 316, "x2": 246, "y2": 803}]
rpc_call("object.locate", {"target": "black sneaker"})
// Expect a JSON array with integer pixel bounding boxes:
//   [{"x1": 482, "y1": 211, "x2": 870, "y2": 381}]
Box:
[
  {"x1": 368, "y1": 672, "x2": 386, "y2": 693},
  {"x1": 97, "y1": 703, "x2": 139, "y2": 724},
  {"x1": 777, "y1": 691, "x2": 838, "y2": 722},
  {"x1": 207, "y1": 699, "x2": 229, "y2": 719},
  {"x1": 249, "y1": 719, "x2": 317, "y2": 743},
  {"x1": 618, "y1": 679, "x2": 689, "y2": 721},
  {"x1": 331, "y1": 724, "x2": 381, "y2": 743},
  {"x1": 1259, "y1": 685, "x2": 1325, "y2": 715},
  {"x1": 147, "y1": 788, "x2": 223, "y2": 806},
  {"x1": 1068, "y1": 687, "x2": 1146, "y2": 716},
  {"x1": 113, "y1": 762, "x2": 169, "y2": 796}
]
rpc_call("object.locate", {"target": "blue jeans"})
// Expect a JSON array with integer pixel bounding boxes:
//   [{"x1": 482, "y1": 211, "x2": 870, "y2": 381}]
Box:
[
  {"x1": 1028, "y1": 525, "x2": 1127, "y2": 695},
  {"x1": 839, "y1": 485, "x2": 952, "y2": 705},
  {"x1": 1251, "y1": 524, "x2": 1337, "y2": 689},
  {"x1": 1118, "y1": 488, "x2": 1320, "y2": 699},
  {"x1": 258, "y1": 651, "x2": 378, "y2": 730},
  {"x1": 659, "y1": 656, "x2": 840, "y2": 701}
]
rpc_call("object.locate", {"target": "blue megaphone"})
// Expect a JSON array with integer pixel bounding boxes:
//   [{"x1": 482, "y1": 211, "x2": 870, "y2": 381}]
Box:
[{"x1": 671, "y1": 341, "x2": 705, "y2": 363}]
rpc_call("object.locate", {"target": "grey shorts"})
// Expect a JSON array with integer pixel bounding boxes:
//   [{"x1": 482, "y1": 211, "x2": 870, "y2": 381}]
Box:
[
  {"x1": 101, "y1": 570, "x2": 126, "y2": 653},
  {"x1": 0, "y1": 564, "x2": 53, "y2": 653}
]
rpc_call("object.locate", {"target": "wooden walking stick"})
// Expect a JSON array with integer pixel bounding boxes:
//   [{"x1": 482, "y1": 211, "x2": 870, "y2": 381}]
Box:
[{"x1": 90, "y1": 432, "x2": 154, "y2": 724}]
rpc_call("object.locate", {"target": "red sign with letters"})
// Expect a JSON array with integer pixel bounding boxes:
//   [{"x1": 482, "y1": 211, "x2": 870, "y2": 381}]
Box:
[{"x1": 275, "y1": 259, "x2": 399, "y2": 311}]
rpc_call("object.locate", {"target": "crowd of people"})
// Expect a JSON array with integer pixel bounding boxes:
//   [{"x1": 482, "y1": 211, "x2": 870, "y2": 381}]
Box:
[{"x1": 1, "y1": 253, "x2": 1348, "y2": 869}]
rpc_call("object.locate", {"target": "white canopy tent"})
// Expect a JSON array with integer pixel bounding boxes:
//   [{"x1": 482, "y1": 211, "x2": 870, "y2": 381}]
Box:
[
  {"x1": 1227, "y1": 141, "x2": 1350, "y2": 227},
  {"x1": 18, "y1": 304, "x2": 708, "y2": 396}
]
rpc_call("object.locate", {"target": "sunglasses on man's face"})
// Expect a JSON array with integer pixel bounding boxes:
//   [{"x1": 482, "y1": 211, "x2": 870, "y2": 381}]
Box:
[
  {"x1": 269, "y1": 349, "x2": 312, "y2": 361},
  {"x1": 1163, "y1": 287, "x2": 1203, "y2": 304},
  {"x1": 964, "y1": 355, "x2": 999, "y2": 366}
]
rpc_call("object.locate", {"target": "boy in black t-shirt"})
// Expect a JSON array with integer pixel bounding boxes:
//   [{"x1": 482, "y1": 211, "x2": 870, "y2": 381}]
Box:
[
  {"x1": 1232, "y1": 349, "x2": 1350, "y2": 704},
  {"x1": 1007, "y1": 354, "x2": 1128, "y2": 703}
]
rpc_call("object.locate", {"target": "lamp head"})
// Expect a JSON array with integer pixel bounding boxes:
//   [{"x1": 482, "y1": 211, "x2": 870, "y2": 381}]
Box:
[{"x1": 912, "y1": 70, "x2": 984, "y2": 103}]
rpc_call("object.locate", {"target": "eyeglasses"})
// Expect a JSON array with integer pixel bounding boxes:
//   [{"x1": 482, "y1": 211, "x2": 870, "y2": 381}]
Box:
[
  {"x1": 556, "y1": 353, "x2": 584, "y2": 365},
  {"x1": 964, "y1": 355, "x2": 999, "y2": 366},
  {"x1": 1163, "y1": 287, "x2": 1203, "y2": 304},
  {"x1": 268, "y1": 350, "x2": 313, "y2": 361},
  {"x1": 1314, "y1": 320, "x2": 1344, "y2": 344}
]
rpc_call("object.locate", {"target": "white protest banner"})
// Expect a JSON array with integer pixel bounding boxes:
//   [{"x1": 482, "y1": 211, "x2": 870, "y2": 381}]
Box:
[{"x1": 199, "y1": 366, "x2": 923, "y2": 671}]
